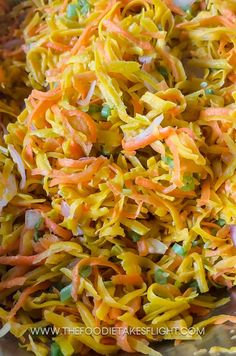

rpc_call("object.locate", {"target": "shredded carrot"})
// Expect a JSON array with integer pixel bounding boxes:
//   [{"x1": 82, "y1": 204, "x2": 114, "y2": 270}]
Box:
[
  {"x1": 116, "y1": 321, "x2": 134, "y2": 353},
  {"x1": 30, "y1": 88, "x2": 61, "y2": 101},
  {"x1": 111, "y1": 273, "x2": 143, "y2": 286},
  {"x1": 200, "y1": 108, "x2": 232, "y2": 117},
  {"x1": 201, "y1": 16, "x2": 235, "y2": 28},
  {"x1": 0, "y1": 66, "x2": 5, "y2": 82},
  {"x1": 201, "y1": 222, "x2": 220, "y2": 229},
  {"x1": 76, "y1": 71, "x2": 97, "y2": 82},
  {"x1": 0, "y1": 277, "x2": 27, "y2": 292},
  {"x1": 165, "y1": 136, "x2": 182, "y2": 187},
  {"x1": 103, "y1": 20, "x2": 153, "y2": 51},
  {"x1": 72, "y1": 257, "x2": 123, "y2": 301},
  {"x1": 73, "y1": 79, "x2": 88, "y2": 99},
  {"x1": 217, "y1": 225, "x2": 230, "y2": 239},
  {"x1": 44, "y1": 216, "x2": 72, "y2": 240},
  {"x1": 176, "y1": 128, "x2": 195, "y2": 140},
  {"x1": 213, "y1": 315, "x2": 236, "y2": 325},
  {"x1": 221, "y1": 8, "x2": 236, "y2": 22},
  {"x1": 100, "y1": 338, "x2": 116, "y2": 345},
  {"x1": 189, "y1": 305, "x2": 210, "y2": 316},
  {"x1": 71, "y1": 26, "x2": 97, "y2": 55},
  {"x1": 159, "y1": 47, "x2": 180, "y2": 82},
  {"x1": 164, "y1": 0, "x2": 185, "y2": 16},
  {"x1": 57, "y1": 157, "x2": 96, "y2": 168},
  {"x1": 107, "y1": 182, "x2": 122, "y2": 196},
  {"x1": 137, "y1": 239, "x2": 149, "y2": 257},
  {"x1": 59, "y1": 0, "x2": 69, "y2": 14},
  {"x1": 8, "y1": 282, "x2": 50, "y2": 319},
  {"x1": 0, "y1": 255, "x2": 36, "y2": 266},
  {"x1": 122, "y1": 127, "x2": 175, "y2": 151},
  {"x1": 68, "y1": 140, "x2": 84, "y2": 160},
  {"x1": 198, "y1": 178, "x2": 211, "y2": 206},
  {"x1": 129, "y1": 296, "x2": 141, "y2": 315},
  {"x1": 27, "y1": 100, "x2": 54, "y2": 127},
  {"x1": 0, "y1": 240, "x2": 19, "y2": 255},
  {"x1": 131, "y1": 94, "x2": 144, "y2": 115},
  {"x1": 135, "y1": 176, "x2": 164, "y2": 192},
  {"x1": 109, "y1": 307, "x2": 122, "y2": 320},
  {"x1": 46, "y1": 41, "x2": 71, "y2": 52},
  {"x1": 49, "y1": 156, "x2": 105, "y2": 186},
  {"x1": 66, "y1": 110, "x2": 97, "y2": 143}
]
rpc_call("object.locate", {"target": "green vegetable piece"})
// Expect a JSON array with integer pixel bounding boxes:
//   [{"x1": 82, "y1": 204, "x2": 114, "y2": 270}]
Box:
[
  {"x1": 67, "y1": 4, "x2": 78, "y2": 18},
  {"x1": 33, "y1": 218, "x2": 43, "y2": 242},
  {"x1": 158, "y1": 66, "x2": 168, "y2": 79},
  {"x1": 175, "y1": 280, "x2": 181, "y2": 288},
  {"x1": 128, "y1": 231, "x2": 141, "y2": 242},
  {"x1": 122, "y1": 188, "x2": 132, "y2": 195},
  {"x1": 181, "y1": 174, "x2": 195, "y2": 192},
  {"x1": 154, "y1": 268, "x2": 169, "y2": 284},
  {"x1": 163, "y1": 156, "x2": 174, "y2": 168},
  {"x1": 205, "y1": 88, "x2": 214, "y2": 95},
  {"x1": 211, "y1": 228, "x2": 217, "y2": 236},
  {"x1": 216, "y1": 218, "x2": 226, "y2": 227},
  {"x1": 104, "y1": 281, "x2": 113, "y2": 288},
  {"x1": 101, "y1": 105, "x2": 111, "y2": 119},
  {"x1": 34, "y1": 218, "x2": 42, "y2": 230},
  {"x1": 55, "y1": 282, "x2": 64, "y2": 291},
  {"x1": 77, "y1": 0, "x2": 90, "y2": 15},
  {"x1": 13, "y1": 290, "x2": 21, "y2": 302},
  {"x1": 188, "y1": 280, "x2": 199, "y2": 291},
  {"x1": 111, "y1": 245, "x2": 123, "y2": 256},
  {"x1": 60, "y1": 284, "x2": 72, "y2": 302},
  {"x1": 79, "y1": 265, "x2": 92, "y2": 278},
  {"x1": 89, "y1": 104, "x2": 100, "y2": 114},
  {"x1": 33, "y1": 230, "x2": 40, "y2": 242},
  {"x1": 172, "y1": 243, "x2": 186, "y2": 256},
  {"x1": 182, "y1": 5, "x2": 190, "y2": 12},
  {"x1": 50, "y1": 342, "x2": 63, "y2": 356},
  {"x1": 100, "y1": 146, "x2": 110, "y2": 157}
]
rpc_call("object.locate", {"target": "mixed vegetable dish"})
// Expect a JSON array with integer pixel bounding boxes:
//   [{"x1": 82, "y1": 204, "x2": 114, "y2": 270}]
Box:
[{"x1": 1, "y1": 0, "x2": 236, "y2": 355}]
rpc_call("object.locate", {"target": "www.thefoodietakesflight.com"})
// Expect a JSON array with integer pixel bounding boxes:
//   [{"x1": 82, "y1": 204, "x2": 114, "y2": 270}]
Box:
[{"x1": 29, "y1": 326, "x2": 205, "y2": 337}]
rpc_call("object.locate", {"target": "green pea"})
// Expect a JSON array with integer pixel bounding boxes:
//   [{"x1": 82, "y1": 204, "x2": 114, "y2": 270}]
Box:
[{"x1": 101, "y1": 105, "x2": 111, "y2": 119}]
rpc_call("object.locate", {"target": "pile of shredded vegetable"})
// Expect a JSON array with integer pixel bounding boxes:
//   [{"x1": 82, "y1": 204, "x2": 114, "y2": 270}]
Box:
[{"x1": 1, "y1": 0, "x2": 236, "y2": 355}]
